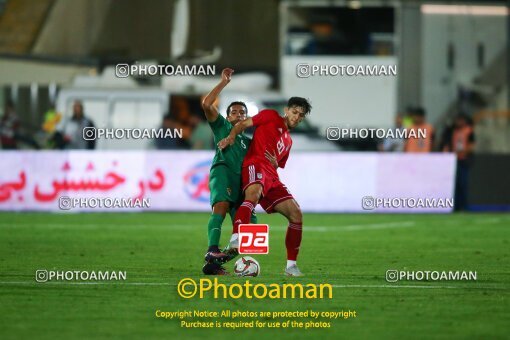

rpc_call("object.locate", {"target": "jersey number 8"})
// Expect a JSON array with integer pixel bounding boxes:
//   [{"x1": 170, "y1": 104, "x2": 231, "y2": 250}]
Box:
[{"x1": 277, "y1": 137, "x2": 284, "y2": 155}]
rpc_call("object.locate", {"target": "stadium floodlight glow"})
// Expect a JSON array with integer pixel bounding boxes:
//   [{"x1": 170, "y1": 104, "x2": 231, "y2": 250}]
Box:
[
  {"x1": 421, "y1": 5, "x2": 509, "y2": 16},
  {"x1": 245, "y1": 101, "x2": 259, "y2": 118},
  {"x1": 348, "y1": 1, "x2": 361, "y2": 10}
]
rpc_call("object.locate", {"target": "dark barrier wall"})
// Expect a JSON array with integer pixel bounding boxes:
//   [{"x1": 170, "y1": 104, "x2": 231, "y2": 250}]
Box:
[
  {"x1": 469, "y1": 154, "x2": 510, "y2": 211},
  {"x1": 32, "y1": 0, "x2": 279, "y2": 72}
]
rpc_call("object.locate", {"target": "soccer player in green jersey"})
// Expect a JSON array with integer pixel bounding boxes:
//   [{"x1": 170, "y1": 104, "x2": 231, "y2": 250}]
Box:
[{"x1": 201, "y1": 68, "x2": 269, "y2": 275}]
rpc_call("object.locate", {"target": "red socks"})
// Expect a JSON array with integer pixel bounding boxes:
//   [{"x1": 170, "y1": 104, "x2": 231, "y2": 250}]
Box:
[
  {"x1": 232, "y1": 200, "x2": 255, "y2": 233},
  {"x1": 286, "y1": 222, "x2": 303, "y2": 261},
  {"x1": 234, "y1": 202, "x2": 303, "y2": 262}
]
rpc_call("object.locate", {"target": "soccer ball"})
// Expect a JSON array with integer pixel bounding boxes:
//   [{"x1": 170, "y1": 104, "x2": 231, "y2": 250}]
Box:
[{"x1": 234, "y1": 256, "x2": 260, "y2": 277}]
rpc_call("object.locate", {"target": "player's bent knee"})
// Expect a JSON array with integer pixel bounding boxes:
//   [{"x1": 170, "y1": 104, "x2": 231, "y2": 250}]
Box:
[
  {"x1": 244, "y1": 184, "x2": 262, "y2": 203},
  {"x1": 289, "y1": 206, "x2": 303, "y2": 223},
  {"x1": 291, "y1": 212, "x2": 302, "y2": 223},
  {"x1": 212, "y1": 201, "x2": 229, "y2": 217}
]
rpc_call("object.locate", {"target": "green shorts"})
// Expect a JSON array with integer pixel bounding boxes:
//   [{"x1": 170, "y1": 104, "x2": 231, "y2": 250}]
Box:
[{"x1": 209, "y1": 165, "x2": 241, "y2": 207}]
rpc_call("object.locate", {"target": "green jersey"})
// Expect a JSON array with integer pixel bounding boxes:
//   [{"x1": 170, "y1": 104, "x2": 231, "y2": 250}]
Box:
[{"x1": 209, "y1": 114, "x2": 251, "y2": 174}]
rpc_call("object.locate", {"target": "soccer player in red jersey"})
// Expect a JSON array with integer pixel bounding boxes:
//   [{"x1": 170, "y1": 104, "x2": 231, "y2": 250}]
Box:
[{"x1": 217, "y1": 97, "x2": 312, "y2": 276}]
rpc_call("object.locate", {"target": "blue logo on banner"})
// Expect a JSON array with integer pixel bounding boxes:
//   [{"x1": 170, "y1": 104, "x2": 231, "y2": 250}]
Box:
[{"x1": 183, "y1": 160, "x2": 211, "y2": 203}]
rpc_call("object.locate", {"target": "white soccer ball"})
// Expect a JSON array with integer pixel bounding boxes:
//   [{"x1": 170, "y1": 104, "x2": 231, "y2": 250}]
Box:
[{"x1": 234, "y1": 256, "x2": 260, "y2": 277}]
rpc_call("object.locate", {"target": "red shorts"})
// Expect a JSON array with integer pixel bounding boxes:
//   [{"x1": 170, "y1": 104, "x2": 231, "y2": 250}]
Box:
[{"x1": 242, "y1": 163, "x2": 294, "y2": 213}]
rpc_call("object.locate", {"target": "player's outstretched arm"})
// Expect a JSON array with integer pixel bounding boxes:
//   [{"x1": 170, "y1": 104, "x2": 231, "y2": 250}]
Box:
[
  {"x1": 201, "y1": 68, "x2": 233, "y2": 122},
  {"x1": 217, "y1": 118, "x2": 253, "y2": 150}
]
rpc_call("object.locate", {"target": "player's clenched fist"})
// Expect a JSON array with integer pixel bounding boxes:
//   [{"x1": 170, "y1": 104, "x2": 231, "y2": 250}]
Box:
[
  {"x1": 218, "y1": 135, "x2": 235, "y2": 150},
  {"x1": 221, "y1": 68, "x2": 234, "y2": 83}
]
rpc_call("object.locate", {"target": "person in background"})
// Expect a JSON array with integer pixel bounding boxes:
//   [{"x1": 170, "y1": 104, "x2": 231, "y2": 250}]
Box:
[
  {"x1": 0, "y1": 100, "x2": 19, "y2": 150},
  {"x1": 155, "y1": 114, "x2": 190, "y2": 150},
  {"x1": 443, "y1": 114, "x2": 475, "y2": 211},
  {"x1": 439, "y1": 118, "x2": 455, "y2": 153},
  {"x1": 379, "y1": 115, "x2": 405, "y2": 152},
  {"x1": 302, "y1": 20, "x2": 347, "y2": 55},
  {"x1": 189, "y1": 114, "x2": 214, "y2": 150},
  {"x1": 171, "y1": 97, "x2": 194, "y2": 143},
  {"x1": 42, "y1": 105, "x2": 62, "y2": 134},
  {"x1": 58, "y1": 100, "x2": 95, "y2": 149},
  {"x1": 42, "y1": 104, "x2": 62, "y2": 149},
  {"x1": 404, "y1": 107, "x2": 435, "y2": 153}
]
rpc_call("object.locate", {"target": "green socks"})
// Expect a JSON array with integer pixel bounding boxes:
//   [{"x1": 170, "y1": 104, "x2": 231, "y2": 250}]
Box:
[
  {"x1": 250, "y1": 211, "x2": 258, "y2": 224},
  {"x1": 208, "y1": 208, "x2": 258, "y2": 249},
  {"x1": 207, "y1": 213, "x2": 225, "y2": 247}
]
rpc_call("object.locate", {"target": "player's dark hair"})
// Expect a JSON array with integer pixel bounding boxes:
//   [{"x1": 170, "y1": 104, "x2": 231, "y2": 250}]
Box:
[
  {"x1": 456, "y1": 113, "x2": 472, "y2": 125},
  {"x1": 408, "y1": 106, "x2": 426, "y2": 117},
  {"x1": 163, "y1": 113, "x2": 175, "y2": 122},
  {"x1": 226, "y1": 101, "x2": 247, "y2": 116},
  {"x1": 287, "y1": 97, "x2": 312, "y2": 115}
]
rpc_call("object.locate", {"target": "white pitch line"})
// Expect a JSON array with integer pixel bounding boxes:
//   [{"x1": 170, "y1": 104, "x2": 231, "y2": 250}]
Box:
[
  {"x1": 474, "y1": 218, "x2": 505, "y2": 224},
  {"x1": 0, "y1": 221, "x2": 416, "y2": 232},
  {"x1": 332, "y1": 284, "x2": 463, "y2": 289},
  {"x1": 300, "y1": 221, "x2": 416, "y2": 232},
  {"x1": 0, "y1": 281, "x2": 506, "y2": 290},
  {"x1": 0, "y1": 223, "x2": 195, "y2": 228},
  {"x1": 0, "y1": 281, "x2": 173, "y2": 286}
]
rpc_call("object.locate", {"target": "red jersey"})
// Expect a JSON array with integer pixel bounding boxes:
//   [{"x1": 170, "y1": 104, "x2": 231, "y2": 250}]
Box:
[{"x1": 243, "y1": 109, "x2": 292, "y2": 175}]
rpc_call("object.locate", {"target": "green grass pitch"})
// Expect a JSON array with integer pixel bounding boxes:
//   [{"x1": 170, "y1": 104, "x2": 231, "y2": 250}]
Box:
[{"x1": 0, "y1": 212, "x2": 509, "y2": 339}]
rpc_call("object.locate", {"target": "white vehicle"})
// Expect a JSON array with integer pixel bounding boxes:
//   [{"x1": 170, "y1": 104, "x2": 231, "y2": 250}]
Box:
[{"x1": 56, "y1": 88, "x2": 169, "y2": 150}]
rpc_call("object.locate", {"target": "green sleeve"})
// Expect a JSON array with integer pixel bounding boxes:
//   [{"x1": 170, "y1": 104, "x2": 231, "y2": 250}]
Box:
[{"x1": 208, "y1": 114, "x2": 231, "y2": 140}]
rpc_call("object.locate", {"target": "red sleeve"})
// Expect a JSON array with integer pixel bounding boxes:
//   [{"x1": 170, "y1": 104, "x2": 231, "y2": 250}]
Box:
[
  {"x1": 278, "y1": 151, "x2": 290, "y2": 169},
  {"x1": 252, "y1": 109, "x2": 279, "y2": 127}
]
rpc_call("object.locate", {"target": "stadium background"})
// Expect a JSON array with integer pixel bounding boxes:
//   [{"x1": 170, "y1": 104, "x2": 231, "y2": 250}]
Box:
[{"x1": 0, "y1": 0, "x2": 509, "y2": 339}]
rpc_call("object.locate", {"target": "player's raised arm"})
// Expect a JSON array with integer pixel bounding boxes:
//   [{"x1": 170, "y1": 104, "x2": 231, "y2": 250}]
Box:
[
  {"x1": 217, "y1": 117, "x2": 253, "y2": 150},
  {"x1": 201, "y1": 68, "x2": 234, "y2": 122}
]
